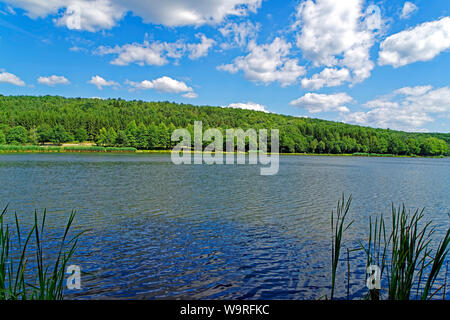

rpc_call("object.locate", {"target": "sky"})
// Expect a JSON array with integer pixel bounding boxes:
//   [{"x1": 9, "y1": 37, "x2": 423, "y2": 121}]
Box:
[{"x1": 0, "y1": 0, "x2": 449, "y2": 133}]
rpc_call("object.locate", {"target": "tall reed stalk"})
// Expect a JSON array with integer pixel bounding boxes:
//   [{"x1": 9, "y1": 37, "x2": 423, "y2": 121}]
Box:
[
  {"x1": 330, "y1": 194, "x2": 353, "y2": 300},
  {"x1": 0, "y1": 207, "x2": 83, "y2": 300}
]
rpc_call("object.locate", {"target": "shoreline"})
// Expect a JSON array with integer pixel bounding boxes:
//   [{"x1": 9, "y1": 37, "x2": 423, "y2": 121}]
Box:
[{"x1": 0, "y1": 147, "x2": 447, "y2": 158}]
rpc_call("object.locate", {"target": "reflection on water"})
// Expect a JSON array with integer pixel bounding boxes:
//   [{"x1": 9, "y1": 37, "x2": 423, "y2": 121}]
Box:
[{"x1": 0, "y1": 154, "x2": 448, "y2": 299}]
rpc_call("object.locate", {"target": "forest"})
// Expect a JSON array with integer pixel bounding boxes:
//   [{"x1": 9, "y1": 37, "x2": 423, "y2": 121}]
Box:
[{"x1": 0, "y1": 95, "x2": 448, "y2": 156}]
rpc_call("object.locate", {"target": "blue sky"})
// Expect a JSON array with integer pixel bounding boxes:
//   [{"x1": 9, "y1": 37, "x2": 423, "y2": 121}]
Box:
[{"x1": 0, "y1": 0, "x2": 449, "y2": 133}]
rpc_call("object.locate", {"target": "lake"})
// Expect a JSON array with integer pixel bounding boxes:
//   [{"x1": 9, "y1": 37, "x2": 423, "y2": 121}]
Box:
[{"x1": 0, "y1": 154, "x2": 448, "y2": 299}]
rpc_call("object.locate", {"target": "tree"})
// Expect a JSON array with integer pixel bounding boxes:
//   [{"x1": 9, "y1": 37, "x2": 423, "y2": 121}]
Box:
[
  {"x1": 37, "y1": 124, "x2": 52, "y2": 144},
  {"x1": 294, "y1": 134, "x2": 308, "y2": 153},
  {"x1": 147, "y1": 124, "x2": 160, "y2": 149},
  {"x1": 6, "y1": 126, "x2": 28, "y2": 145},
  {"x1": 158, "y1": 123, "x2": 170, "y2": 149},
  {"x1": 50, "y1": 125, "x2": 73, "y2": 144},
  {"x1": 281, "y1": 135, "x2": 295, "y2": 153},
  {"x1": 135, "y1": 123, "x2": 149, "y2": 149},
  {"x1": 421, "y1": 137, "x2": 446, "y2": 156},
  {"x1": 115, "y1": 130, "x2": 128, "y2": 147},
  {"x1": 317, "y1": 141, "x2": 326, "y2": 154},
  {"x1": 96, "y1": 127, "x2": 117, "y2": 146},
  {"x1": 406, "y1": 138, "x2": 420, "y2": 155},
  {"x1": 388, "y1": 136, "x2": 407, "y2": 155},
  {"x1": 125, "y1": 121, "x2": 138, "y2": 148},
  {"x1": 96, "y1": 128, "x2": 108, "y2": 146},
  {"x1": 309, "y1": 139, "x2": 318, "y2": 153},
  {"x1": 0, "y1": 95, "x2": 447, "y2": 155},
  {"x1": 75, "y1": 128, "x2": 88, "y2": 142},
  {"x1": 28, "y1": 127, "x2": 38, "y2": 145},
  {"x1": 0, "y1": 130, "x2": 5, "y2": 145},
  {"x1": 107, "y1": 128, "x2": 117, "y2": 146}
]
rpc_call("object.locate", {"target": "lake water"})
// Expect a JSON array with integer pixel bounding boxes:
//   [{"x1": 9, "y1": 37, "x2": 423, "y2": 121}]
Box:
[{"x1": 0, "y1": 154, "x2": 448, "y2": 299}]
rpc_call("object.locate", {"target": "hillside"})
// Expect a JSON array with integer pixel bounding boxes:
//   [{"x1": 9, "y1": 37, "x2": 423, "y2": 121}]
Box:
[{"x1": 0, "y1": 95, "x2": 448, "y2": 156}]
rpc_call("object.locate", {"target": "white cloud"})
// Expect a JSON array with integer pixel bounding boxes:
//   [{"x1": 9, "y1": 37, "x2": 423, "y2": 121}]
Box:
[
  {"x1": 96, "y1": 42, "x2": 177, "y2": 66},
  {"x1": 38, "y1": 75, "x2": 70, "y2": 86},
  {"x1": 182, "y1": 92, "x2": 199, "y2": 99},
  {"x1": 125, "y1": 76, "x2": 197, "y2": 97},
  {"x1": 219, "y1": 21, "x2": 260, "y2": 48},
  {"x1": 88, "y1": 75, "x2": 119, "y2": 89},
  {"x1": 222, "y1": 102, "x2": 268, "y2": 112},
  {"x1": 0, "y1": 71, "x2": 25, "y2": 86},
  {"x1": 294, "y1": 0, "x2": 381, "y2": 86},
  {"x1": 301, "y1": 68, "x2": 351, "y2": 90},
  {"x1": 54, "y1": 0, "x2": 124, "y2": 32},
  {"x1": 217, "y1": 37, "x2": 306, "y2": 87},
  {"x1": 217, "y1": 63, "x2": 239, "y2": 74},
  {"x1": 400, "y1": 2, "x2": 418, "y2": 19},
  {"x1": 394, "y1": 85, "x2": 432, "y2": 96},
  {"x1": 4, "y1": 0, "x2": 262, "y2": 31},
  {"x1": 343, "y1": 85, "x2": 450, "y2": 131},
  {"x1": 290, "y1": 93, "x2": 353, "y2": 114},
  {"x1": 187, "y1": 34, "x2": 216, "y2": 60},
  {"x1": 96, "y1": 35, "x2": 215, "y2": 66},
  {"x1": 379, "y1": 17, "x2": 450, "y2": 68},
  {"x1": 116, "y1": 0, "x2": 262, "y2": 27}
]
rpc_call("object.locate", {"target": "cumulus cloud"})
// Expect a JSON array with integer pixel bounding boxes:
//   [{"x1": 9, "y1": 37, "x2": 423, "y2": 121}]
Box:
[
  {"x1": 187, "y1": 34, "x2": 216, "y2": 60},
  {"x1": 290, "y1": 93, "x2": 353, "y2": 114},
  {"x1": 0, "y1": 71, "x2": 25, "y2": 86},
  {"x1": 394, "y1": 85, "x2": 432, "y2": 96},
  {"x1": 4, "y1": 0, "x2": 262, "y2": 31},
  {"x1": 55, "y1": 0, "x2": 124, "y2": 32},
  {"x1": 400, "y1": 2, "x2": 418, "y2": 19},
  {"x1": 301, "y1": 68, "x2": 351, "y2": 90},
  {"x1": 116, "y1": 0, "x2": 262, "y2": 27},
  {"x1": 96, "y1": 42, "x2": 175, "y2": 66},
  {"x1": 219, "y1": 21, "x2": 260, "y2": 48},
  {"x1": 379, "y1": 17, "x2": 450, "y2": 68},
  {"x1": 222, "y1": 102, "x2": 268, "y2": 112},
  {"x1": 88, "y1": 75, "x2": 119, "y2": 89},
  {"x1": 38, "y1": 75, "x2": 70, "y2": 86},
  {"x1": 294, "y1": 0, "x2": 381, "y2": 87},
  {"x1": 217, "y1": 37, "x2": 306, "y2": 87},
  {"x1": 182, "y1": 92, "x2": 199, "y2": 99},
  {"x1": 125, "y1": 76, "x2": 197, "y2": 97},
  {"x1": 96, "y1": 34, "x2": 215, "y2": 66},
  {"x1": 343, "y1": 85, "x2": 450, "y2": 131}
]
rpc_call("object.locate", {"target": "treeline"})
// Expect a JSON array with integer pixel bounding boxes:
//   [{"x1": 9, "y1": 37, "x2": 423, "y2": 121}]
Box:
[{"x1": 0, "y1": 95, "x2": 448, "y2": 156}]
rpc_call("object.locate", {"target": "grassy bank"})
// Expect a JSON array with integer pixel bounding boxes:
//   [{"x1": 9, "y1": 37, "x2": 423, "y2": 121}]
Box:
[
  {"x1": 0, "y1": 145, "x2": 137, "y2": 153},
  {"x1": 0, "y1": 146, "x2": 447, "y2": 158}
]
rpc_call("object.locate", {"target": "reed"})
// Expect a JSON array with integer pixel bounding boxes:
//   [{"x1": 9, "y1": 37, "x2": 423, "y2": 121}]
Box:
[
  {"x1": 344, "y1": 204, "x2": 450, "y2": 300},
  {"x1": 330, "y1": 194, "x2": 354, "y2": 300},
  {"x1": 0, "y1": 207, "x2": 83, "y2": 300}
]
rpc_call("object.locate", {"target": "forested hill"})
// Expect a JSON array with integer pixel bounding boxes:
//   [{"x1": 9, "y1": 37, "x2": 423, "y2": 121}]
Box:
[{"x1": 0, "y1": 95, "x2": 448, "y2": 156}]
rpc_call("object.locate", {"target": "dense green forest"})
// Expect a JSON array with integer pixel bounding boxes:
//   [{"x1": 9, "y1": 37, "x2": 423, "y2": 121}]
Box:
[{"x1": 0, "y1": 95, "x2": 448, "y2": 156}]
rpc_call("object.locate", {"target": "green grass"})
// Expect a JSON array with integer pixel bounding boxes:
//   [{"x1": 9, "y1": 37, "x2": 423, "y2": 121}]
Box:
[
  {"x1": 352, "y1": 152, "x2": 447, "y2": 158},
  {"x1": 0, "y1": 145, "x2": 137, "y2": 153},
  {"x1": 0, "y1": 207, "x2": 84, "y2": 300}
]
